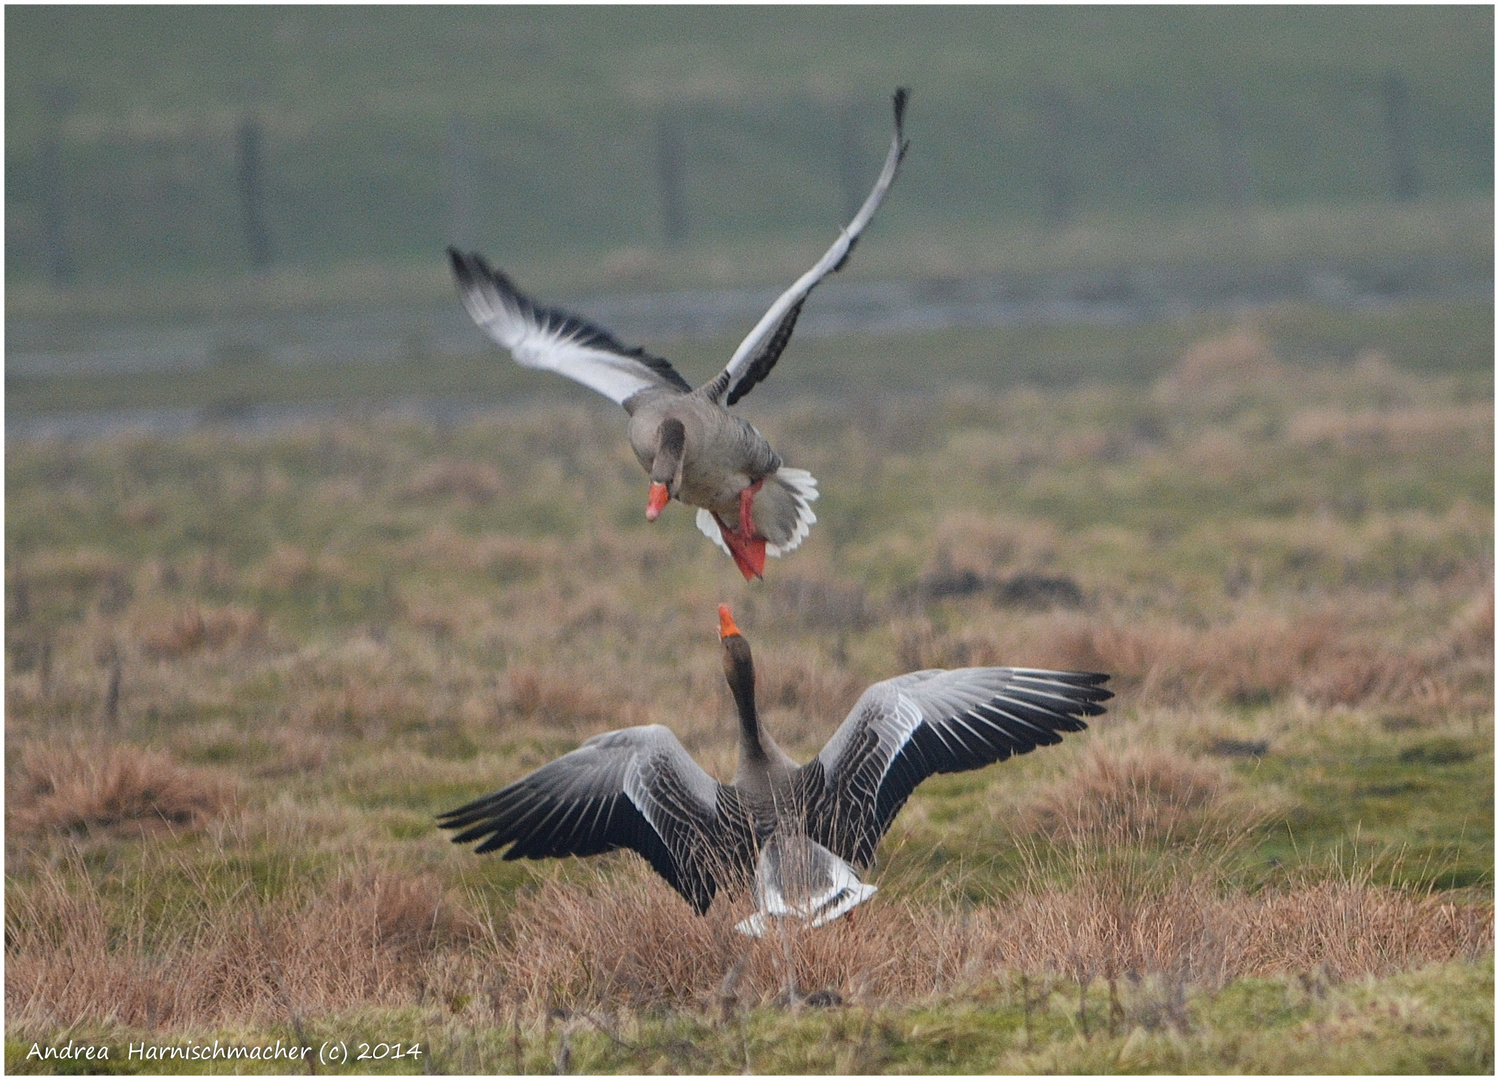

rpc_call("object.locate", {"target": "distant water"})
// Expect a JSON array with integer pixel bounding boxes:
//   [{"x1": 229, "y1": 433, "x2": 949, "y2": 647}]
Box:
[{"x1": 7, "y1": 256, "x2": 1490, "y2": 441}]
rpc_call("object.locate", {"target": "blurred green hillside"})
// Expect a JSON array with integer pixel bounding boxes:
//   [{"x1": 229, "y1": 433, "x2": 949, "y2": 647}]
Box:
[{"x1": 6, "y1": 6, "x2": 1492, "y2": 305}]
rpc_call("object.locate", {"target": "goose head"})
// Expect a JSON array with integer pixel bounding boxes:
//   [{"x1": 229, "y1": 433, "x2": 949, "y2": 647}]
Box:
[{"x1": 645, "y1": 418, "x2": 687, "y2": 521}]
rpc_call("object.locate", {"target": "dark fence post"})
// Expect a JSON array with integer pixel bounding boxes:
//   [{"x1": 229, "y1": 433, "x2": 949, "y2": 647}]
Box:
[
  {"x1": 1038, "y1": 85, "x2": 1074, "y2": 227},
  {"x1": 38, "y1": 84, "x2": 77, "y2": 287},
  {"x1": 1213, "y1": 86, "x2": 1252, "y2": 211},
  {"x1": 446, "y1": 114, "x2": 476, "y2": 248},
  {"x1": 235, "y1": 115, "x2": 273, "y2": 269},
  {"x1": 1380, "y1": 74, "x2": 1420, "y2": 201},
  {"x1": 657, "y1": 109, "x2": 687, "y2": 246}
]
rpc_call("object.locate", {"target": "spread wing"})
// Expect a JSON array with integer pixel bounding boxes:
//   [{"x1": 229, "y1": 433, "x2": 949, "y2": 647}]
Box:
[
  {"x1": 438, "y1": 724, "x2": 754, "y2": 913},
  {"x1": 448, "y1": 248, "x2": 692, "y2": 406},
  {"x1": 799, "y1": 667, "x2": 1111, "y2": 867},
  {"x1": 702, "y1": 88, "x2": 911, "y2": 407}
]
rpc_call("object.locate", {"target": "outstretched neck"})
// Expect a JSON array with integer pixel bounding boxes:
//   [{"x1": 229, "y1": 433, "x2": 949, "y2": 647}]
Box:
[
  {"x1": 727, "y1": 655, "x2": 766, "y2": 759},
  {"x1": 722, "y1": 635, "x2": 787, "y2": 783}
]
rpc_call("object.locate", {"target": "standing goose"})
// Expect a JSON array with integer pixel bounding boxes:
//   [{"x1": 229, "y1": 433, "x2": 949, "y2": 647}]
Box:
[
  {"x1": 439, "y1": 605, "x2": 1111, "y2": 936},
  {"x1": 447, "y1": 90, "x2": 911, "y2": 580}
]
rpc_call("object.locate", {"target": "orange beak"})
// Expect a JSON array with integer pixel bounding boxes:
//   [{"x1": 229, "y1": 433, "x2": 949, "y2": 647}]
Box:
[
  {"x1": 718, "y1": 604, "x2": 741, "y2": 640},
  {"x1": 646, "y1": 482, "x2": 670, "y2": 521}
]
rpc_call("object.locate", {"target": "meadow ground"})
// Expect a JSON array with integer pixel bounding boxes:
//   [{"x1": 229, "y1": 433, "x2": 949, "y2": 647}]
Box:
[{"x1": 4, "y1": 313, "x2": 1493, "y2": 1072}]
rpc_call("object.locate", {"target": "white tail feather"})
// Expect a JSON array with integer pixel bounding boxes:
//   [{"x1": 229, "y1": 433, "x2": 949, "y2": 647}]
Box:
[
  {"x1": 766, "y1": 467, "x2": 819, "y2": 558},
  {"x1": 733, "y1": 833, "x2": 876, "y2": 937},
  {"x1": 695, "y1": 467, "x2": 819, "y2": 563}
]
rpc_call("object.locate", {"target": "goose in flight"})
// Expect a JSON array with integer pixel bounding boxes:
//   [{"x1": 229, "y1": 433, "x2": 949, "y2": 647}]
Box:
[
  {"x1": 439, "y1": 605, "x2": 1111, "y2": 936},
  {"x1": 447, "y1": 90, "x2": 911, "y2": 579}
]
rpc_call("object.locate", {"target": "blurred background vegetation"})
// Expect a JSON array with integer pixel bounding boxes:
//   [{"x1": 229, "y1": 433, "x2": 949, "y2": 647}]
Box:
[{"x1": 5, "y1": 7, "x2": 1492, "y2": 356}]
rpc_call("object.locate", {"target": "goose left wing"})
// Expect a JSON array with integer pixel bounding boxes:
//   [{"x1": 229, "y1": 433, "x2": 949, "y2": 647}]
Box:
[
  {"x1": 702, "y1": 89, "x2": 911, "y2": 407},
  {"x1": 799, "y1": 667, "x2": 1111, "y2": 868},
  {"x1": 449, "y1": 248, "x2": 692, "y2": 406},
  {"x1": 438, "y1": 724, "x2": 754, "y2": 914}
]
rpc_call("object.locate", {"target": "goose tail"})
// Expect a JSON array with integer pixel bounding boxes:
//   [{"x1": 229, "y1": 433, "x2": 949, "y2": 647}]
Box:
[
  {"x1": 734, "y1": 834, "x2": 876, "y2": 937},
  {"x1": 765, "y1": 467, "x2": 819, "y2": 558}
]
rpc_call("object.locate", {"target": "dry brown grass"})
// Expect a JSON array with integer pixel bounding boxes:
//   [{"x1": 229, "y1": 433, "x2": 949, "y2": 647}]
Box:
[
  {"x1": 7, "y1": 836, "x2": 1486, "y2": 1034},
  {"x1": 1158, "y1": 326, "x2": 1287, "y2": 393},
  {"x1": 401, "y1": 456, "x2": 508, "y2": 505},
  {"x1": 897, "y1": 606, "x2": 1444, "y2": 709},
  {"x1": 1223, "y1": 880, "x2": 1494, "y2": 980},
  {"x1": 746, "y1": 647, "x2": 865, "y2": 732},
  {"x1": 401, "y1": 524, "x2": 561, "y2": 581},
  {"x1": 4, "y1": 342, "x2": 1490, "y2": 1049},
  {"x1": 4, "y1": 860, "x2": 493, "y2": 1032},
  {"x1": 761, "y1": 574, "x2": 874, "y2": 633},
  {"x1": 1020, "y1": 746, "x2": 1237, "y2": 846},
  {"x1": 502, "y1": 871, "x2": 979, "y2": 1009},
  {"x1": 287, "y1": 678, "x2": 435, "y2": 739},
  {"x1": 7, "y1": 743, "x2": 231, "y2": 838},
  {"x1": 137, "y1": 603, "x2": 266, "y2": 659},
  {"x1": 496, "y1": 864, "x2": 1493, "y2": 1013},
  {"x1": 507, "y1": 664, "x2": 647, "y2": 734}
]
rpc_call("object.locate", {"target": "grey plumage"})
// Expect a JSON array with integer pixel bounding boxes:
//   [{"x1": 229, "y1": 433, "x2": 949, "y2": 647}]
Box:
[
  {"x1": 439, "y1": 608, "x2": 1110, "y2": 930},
  {"x1": 446, "y1": 89, "x2": 911, "y2": 575}
]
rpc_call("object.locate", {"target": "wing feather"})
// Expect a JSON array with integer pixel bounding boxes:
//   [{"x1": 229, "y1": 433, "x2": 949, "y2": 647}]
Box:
[
  {"x1": 439, "y1": 724, "x2": 753, "y2": 913},
  {"x1": 801, "y1": 667, "x2": 1111, "y2": 867},
  {"x1": 448, "y1": 248, "x2": 692, "y2": 405},
  {"x1": 704, "y1": 89, "x2": 911, "y2": 406}
]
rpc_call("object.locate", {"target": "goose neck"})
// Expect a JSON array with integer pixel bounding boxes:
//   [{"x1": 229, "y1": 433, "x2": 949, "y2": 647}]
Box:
[{"x1": 731, "y1": 675, "x2": 767, "y2": 757}]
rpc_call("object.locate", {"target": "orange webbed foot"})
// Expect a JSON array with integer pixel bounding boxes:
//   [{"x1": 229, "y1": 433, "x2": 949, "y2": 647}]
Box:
[{"x1": 713, "y1": 512, "x2": 767, "y2": 580}]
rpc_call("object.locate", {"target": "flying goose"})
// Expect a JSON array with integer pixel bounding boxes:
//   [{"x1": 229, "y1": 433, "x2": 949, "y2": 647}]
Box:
[
  {"x1": 439, "y1": 605, "x2": 1111, "y2": 936},
  {"x1": 447, "y1": 90, "x2": 911, "y2": 580}
]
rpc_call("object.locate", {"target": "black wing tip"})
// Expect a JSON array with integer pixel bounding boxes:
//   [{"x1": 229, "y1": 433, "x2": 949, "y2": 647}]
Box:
[
  {"x1": 891, "y1": 89, "x2": 911, "y2": 160},
  {"x1": 447, "y1": 245, "x2": 484, "y2": 271},
  {"x1": 1026, "y1": 670, "x2": 1112, "y2": 688},
  {"x1": 447, "y1": 246, "x2": 475, "y2": 281},
  {"x1": 444, "y1": 251, "x2": 691, "y2": 392},
  {"x1": 436, "y1": 798, "x2": 481, "y2": 826},
  {"x1": 447, "y1": 247, "x2": 507, "y2": 294}
]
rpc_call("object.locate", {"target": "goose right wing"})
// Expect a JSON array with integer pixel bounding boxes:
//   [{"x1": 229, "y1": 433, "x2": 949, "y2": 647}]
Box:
[
  {"x1": 702, "y1": 88, "x2": 911, "y2": 407},
  {"x1": 438, "y1": 724, "x2": 753, "y2": 914},
  {"x1": 800, "y1": 667, "x2": 1111, "y2": 867},
  {"x1": 449, "y1": 248, "x2": 692, "y2": 406}
]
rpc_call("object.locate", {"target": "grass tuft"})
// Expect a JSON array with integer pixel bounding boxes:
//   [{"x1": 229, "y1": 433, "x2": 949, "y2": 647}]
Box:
[
  {"x1": 8, "y1": 743, "x2": 231, "y2": 838},
  {"x1": 1020, "y1": 746, "x2": 1235, "y2": 846}
]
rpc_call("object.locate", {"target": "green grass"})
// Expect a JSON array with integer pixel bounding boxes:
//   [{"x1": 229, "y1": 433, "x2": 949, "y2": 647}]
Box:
[
  {"x1": 6, "y1": 7, "x2": 1492, "y2": 294},
  {"x1": 5, "y1": 308, "x2": 1491, "y2": 1071},
  {"x1": 6, "y1": 961, "x2": 1492, "y2": 1074}
]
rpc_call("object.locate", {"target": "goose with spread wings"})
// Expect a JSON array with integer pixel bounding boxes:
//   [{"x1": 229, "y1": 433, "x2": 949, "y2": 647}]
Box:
[
  {"x1": 439, "y1": 605, "x2": 1111, "y2": 936},
  {"x1": 447, "y1": 90, "x2": 910, "y2": 580}
]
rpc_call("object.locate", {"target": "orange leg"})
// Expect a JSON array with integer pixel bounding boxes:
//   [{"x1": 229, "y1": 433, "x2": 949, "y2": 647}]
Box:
[{"x1": 737, "y1": 478, "x2": 765, "y2": 537}]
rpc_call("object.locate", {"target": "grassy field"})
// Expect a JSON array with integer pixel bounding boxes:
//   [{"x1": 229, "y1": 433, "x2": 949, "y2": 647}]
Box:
[
  {"x1": 4, "y1": 308, "x2": 1493, "y2": 1072},
  {"x1": 7, "y1": 6, "x2": 1492, "y2": 292}
]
